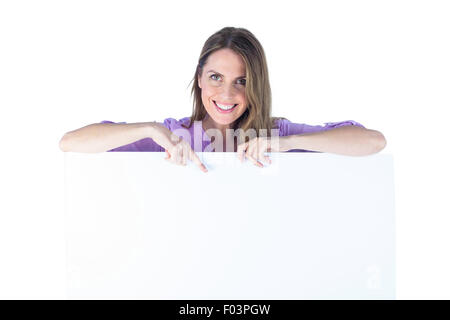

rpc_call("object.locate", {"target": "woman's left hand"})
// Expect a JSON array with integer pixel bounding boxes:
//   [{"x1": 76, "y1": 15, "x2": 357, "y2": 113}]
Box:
[{"x1": 237, "y1": 136, "x2": 282, "y2": 167}]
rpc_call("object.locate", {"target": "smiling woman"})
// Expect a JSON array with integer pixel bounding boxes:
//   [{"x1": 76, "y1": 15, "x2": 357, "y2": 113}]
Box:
[
  {"x1": 59, "y1": 26, "x2": 386, "y2": 169},
  {"x1": 184, "y1": 27, "x2": 284, "y2": 143}
]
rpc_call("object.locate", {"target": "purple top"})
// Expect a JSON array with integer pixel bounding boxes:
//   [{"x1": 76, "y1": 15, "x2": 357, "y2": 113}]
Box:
[{"x1": 100, "y1": 117, "x2": 365, "y2": 153}]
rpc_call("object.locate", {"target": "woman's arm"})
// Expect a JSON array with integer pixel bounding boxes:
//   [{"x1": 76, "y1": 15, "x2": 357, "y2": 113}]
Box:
[
  {"x1": 59, "y1": 122, "x2": 160, "y2": 153},
  {"x1": 280, "y1": 126, "x2": 386, "y2": 156}
]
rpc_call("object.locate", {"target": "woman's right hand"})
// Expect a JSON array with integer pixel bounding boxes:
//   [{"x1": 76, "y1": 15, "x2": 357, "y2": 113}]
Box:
[{"x1": 150, "y1": 123, "x2": 208, "y2": 173}]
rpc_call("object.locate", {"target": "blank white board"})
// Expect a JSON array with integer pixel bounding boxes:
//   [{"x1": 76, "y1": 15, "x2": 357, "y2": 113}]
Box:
[{"x1": 64, "y1": 152, "x2": 395, "y2": 299}]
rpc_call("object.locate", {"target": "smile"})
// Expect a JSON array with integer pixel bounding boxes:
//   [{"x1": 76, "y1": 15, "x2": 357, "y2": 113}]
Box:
[{"x1": 214, "y1": 100, "x2": 237, "y2": 113}]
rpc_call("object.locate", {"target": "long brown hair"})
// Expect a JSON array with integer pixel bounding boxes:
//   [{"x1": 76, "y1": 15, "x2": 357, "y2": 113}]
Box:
[{"x1": 182, "y1": 26, "x2": 287, "y2": 141}]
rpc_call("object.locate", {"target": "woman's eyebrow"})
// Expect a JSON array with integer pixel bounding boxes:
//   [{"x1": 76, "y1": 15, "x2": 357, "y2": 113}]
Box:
[{"x1": 207, "y1": 69, "x2": 246, "y2": 79}]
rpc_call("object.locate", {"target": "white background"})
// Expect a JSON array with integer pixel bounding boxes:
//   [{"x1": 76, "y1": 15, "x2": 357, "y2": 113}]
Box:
[{"x1": 0, "y1": 0, "x2": 448, "y2": 299}]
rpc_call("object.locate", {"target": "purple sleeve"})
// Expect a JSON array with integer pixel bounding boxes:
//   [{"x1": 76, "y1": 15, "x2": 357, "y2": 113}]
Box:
[
  {"x1": 278, "y1": 119, "x2": 366, "y2": 153},
  {"x1": 100, "y1": 120, "x2": 168, "y2": 152}
]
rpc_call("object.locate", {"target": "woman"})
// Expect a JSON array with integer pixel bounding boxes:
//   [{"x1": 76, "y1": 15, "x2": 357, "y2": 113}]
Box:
[{"x1": 59, "y1": 27, "x2": 386, "y2": 173}]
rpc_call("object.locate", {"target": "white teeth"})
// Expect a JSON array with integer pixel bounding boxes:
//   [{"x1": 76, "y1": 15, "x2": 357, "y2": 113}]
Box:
[{"x1": 215, "y1": 101, "x2": 236, "y2": 110}]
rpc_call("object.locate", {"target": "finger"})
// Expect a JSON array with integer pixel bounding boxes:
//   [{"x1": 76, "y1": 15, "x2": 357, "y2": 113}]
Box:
[
  {"x1": 168, "y1": 146, "x2": 178, "y2": 165},
  {"x1": 182, "y1": 145, "x2": 187, "y2": 166},
  {"x1": 255, "y1": 139, "x2": 271, "y2": 165},
  {"x1": 189, "y1": 149, "x2": 208, "y2": 173},
  {"x1": 247, "y1": 142, "x2": 260, "y2": 164},
  {"x1": 246, "y1": 152, "x2": 264, "y2": 168},
  {"x1": 237, "y1": 142, "x2": 248, "y2": 162},
  {"x1": 177, "y1": 144, "x2": 184, "y2": 165},
  {"x1": 165, "y1": 149, "x2": 171, "y2": 160},
  {"x1": 258, "y1": 147, "x2": 271, "y2": 165},
  {"x1": 168, "y1": 148, "x2": 177, "y2": 165},
  {"x1": 258, "y1": 153, "x2": 271, "y2": 165}
]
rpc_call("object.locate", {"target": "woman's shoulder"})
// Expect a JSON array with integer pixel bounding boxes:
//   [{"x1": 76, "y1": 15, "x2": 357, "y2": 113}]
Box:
[
  {"x1": 162, "y1": 116, "x2": 192, "y2": 130},
  {"x1": 271, "y1": 117, "x2": 291, "y2": 135}
]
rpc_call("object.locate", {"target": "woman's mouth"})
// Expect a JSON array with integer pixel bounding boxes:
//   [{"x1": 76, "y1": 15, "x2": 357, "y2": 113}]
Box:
[{"x1": 213, "y1": 100, "x2": 238, "y2": 113}]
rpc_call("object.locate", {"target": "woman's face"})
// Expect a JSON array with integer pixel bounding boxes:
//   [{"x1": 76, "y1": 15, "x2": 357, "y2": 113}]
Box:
[{"x1": 198, "y1": 48, "x2": 247, "y2": 127}]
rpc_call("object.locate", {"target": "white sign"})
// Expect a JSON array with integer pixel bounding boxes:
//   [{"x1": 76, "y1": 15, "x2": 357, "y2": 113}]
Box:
[{"x1": 64, "y1": 152, "x2": 395, "y2": 299}]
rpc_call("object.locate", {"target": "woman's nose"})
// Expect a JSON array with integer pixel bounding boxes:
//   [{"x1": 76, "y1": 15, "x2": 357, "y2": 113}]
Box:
[{"x1": 219, "y1": 84, "x2": 237, "y2": 99}]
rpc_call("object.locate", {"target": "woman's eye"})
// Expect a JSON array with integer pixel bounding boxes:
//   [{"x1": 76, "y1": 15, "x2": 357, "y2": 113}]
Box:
[{"x1": 210, "y1": 74, "x2": 246, "y2": 86}]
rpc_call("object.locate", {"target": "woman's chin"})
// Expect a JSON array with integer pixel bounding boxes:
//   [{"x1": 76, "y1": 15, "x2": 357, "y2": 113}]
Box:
[{"x1": 212, "y1": 116, "x2": 235, "y2": 126}]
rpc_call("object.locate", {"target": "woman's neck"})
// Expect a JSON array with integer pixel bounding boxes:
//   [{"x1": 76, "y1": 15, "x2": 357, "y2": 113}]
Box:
[
  {"x1": 202, "y1": 115, "x2": 237, "y2": 152},
  {"x1": 202, "y1": 114, "x2": 231, "y2": 136}
]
